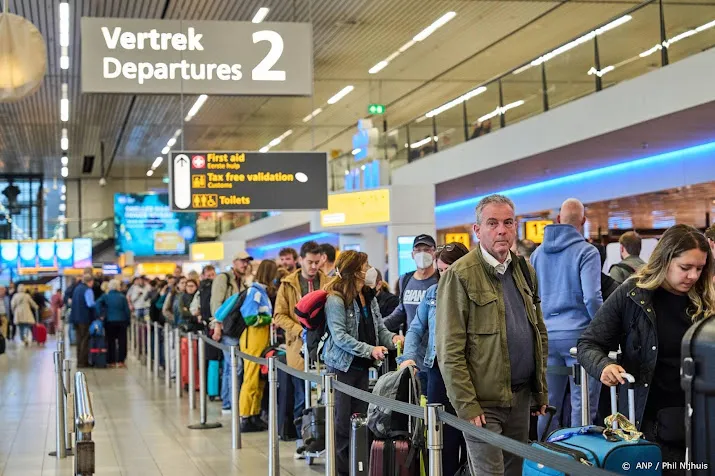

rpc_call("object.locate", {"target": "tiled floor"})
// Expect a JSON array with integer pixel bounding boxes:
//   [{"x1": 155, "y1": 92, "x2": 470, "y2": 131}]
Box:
[{"x1": 0, "y1": 336, "x2": 323, "y2": 476}]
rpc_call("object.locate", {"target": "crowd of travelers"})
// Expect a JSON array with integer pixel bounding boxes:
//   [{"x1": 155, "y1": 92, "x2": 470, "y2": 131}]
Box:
[{"x1": 1, "y1": 194, "x2": 712, "y2": 476}]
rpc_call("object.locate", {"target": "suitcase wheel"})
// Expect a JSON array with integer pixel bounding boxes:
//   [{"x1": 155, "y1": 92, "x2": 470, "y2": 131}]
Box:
[{"x1": 305, "y1": 455, "x2": 314, "y2": 466}]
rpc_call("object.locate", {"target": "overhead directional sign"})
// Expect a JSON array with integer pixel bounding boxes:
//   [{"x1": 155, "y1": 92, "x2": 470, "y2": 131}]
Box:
[
  {"x1": 80, "y1": 18, "x2": 313, "y2": 95},
  {"x1": 169, "y1": 151, "x2": 328, "y2": 212}
]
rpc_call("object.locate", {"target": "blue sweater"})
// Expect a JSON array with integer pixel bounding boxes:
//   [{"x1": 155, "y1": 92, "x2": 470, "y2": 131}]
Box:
[
  {"x1": 95, "y1": 290, "x2": 131, "y2": 323},
  {"x1": 530, "y1": 224, "x2": 603, "y2": 337}
]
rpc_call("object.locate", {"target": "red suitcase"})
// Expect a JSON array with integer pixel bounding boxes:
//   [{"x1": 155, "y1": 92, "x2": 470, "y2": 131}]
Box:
[
  {"x1": 369, "y1": 438, "x2": 418, "y2": 476},
  {"x1": 33, "y1": 323, "x2": 47, "y2": 345},
  {"x1": 180, "y1": 337, "x2": 200, "y2": 391}
]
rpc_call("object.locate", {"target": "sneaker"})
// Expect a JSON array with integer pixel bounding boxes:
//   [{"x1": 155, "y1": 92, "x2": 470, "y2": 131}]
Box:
[
  {"x1": 250, "y1": 415, "x2": 268, "y2": 431},
  {"x1": 221, "y1": 408, "x2": 232, "y2": 415},
  {"x1": 240, "y1": 418, "x2": 264, "y2": 433},
  {"x1": 293, "y1": 450, "x2": 306, "y2": 460}
]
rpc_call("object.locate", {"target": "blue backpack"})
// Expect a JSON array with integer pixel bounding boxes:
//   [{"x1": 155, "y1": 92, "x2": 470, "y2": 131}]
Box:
[
  {"x1": 89, "y1": 319, "x2": 104, "y2": 337},
  {"x1": 214, "y1": 289, "x2": 248, "y2": 338}
]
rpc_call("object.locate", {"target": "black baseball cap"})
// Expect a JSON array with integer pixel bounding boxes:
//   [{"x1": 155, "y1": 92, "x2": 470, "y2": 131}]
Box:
[{"x1": 413, "y1": 234, "x2": 436, "y2": 249}]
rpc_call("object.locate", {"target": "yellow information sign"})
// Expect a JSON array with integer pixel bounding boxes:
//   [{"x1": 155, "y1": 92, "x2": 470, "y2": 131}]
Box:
[
  {"x1": 190, "y1": 242, "x2": 225, "y2": 261},
  {"x1": 192, "y1": 194, "x2": 218, "y2": 209},
  {"x1": 137, "y1": 262, "x2": 177, "y2": 276},
  {"x1": 192, "y1": 175, "x2": 206, "y2": 189},
  {"x1": 524, "y1": 220, "x2": 553, "y2": 243},
  {"x1": 320, "y1": 189, "x2": 390, "y2": 228},
  {"x1": 445, "y1": 233, "x2": 471, "y2": 248}
]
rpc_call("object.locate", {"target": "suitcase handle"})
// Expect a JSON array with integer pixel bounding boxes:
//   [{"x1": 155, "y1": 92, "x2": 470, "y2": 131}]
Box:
[
  {"x1": 531, "y1": 405, "x2": 558, "y2": 442},
  {"x1": 609, "y1": 372, "x2": 636, "y2": 427}
]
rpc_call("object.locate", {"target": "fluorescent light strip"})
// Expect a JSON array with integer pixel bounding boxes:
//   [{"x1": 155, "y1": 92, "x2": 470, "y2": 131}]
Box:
[
  {"x1": 252, "y1": 7, "x2": 270, "y2": 24},
  {"x1": 59, "y1": 2, "x2": 70, "y2": 47},
  {"x1": 478, "y1": 100, "x2": 524, "y2": 123},
  {"x1": 60, "y1": 128, "x2": 68, "y2": 151},
  {"x1": 61, "y1": 166, "x2": 68, "y2": 178},
  {"x1": 185, "y1": 94, "x2": 208, "y2": 121},
  {"x1": 162, "y1": 146, "x2": 170, "y2": 155},
  {"x1": 368, "y1": 61, "x2": 388, "y2": 75},
  {"x1": 254, "y1": 232, "x2": 334, "y2": 252},
  {"x1": 152, "y1": 156, "x2": 163, "y2": 169},
  {"x1": 426, "y1": 86, "x2": 487, "y2": 118},
  {"x1": 261, "y1": 129, "x2": 293, "y2": 152},
  {"x1": 410, "y1": 136, "x2": 438, "y2": 149},
  {"x1": 303, "y1": 108, "x2": 323, "y2": 122},
  {"x1": 61, "y1": 155, "x2": 68, "y2": 166},
  {"x1": 146, "y1": 170, "x2": 154, "y2": 177},
  {"x1": 435, "y1": 140, "x2": 715, "y2": 214},
  {"x1": 352, "y1": 148, "x2": 361, "y2": 156},
  {"x1": 327, "y1": 85, "x2": 354, "y2": 104},
  {"x1": 413, "y1": 11, "x2": 456, "y2": 42},
  {"x1": 167, "y1": 137, "x2": 177, "y2": 147},
  {"x1": 60, "y1": 48, "x2": 69, "y2": 70},
  {"x1": 60, "y1": 83, "x2": 69, "y2": 122}
]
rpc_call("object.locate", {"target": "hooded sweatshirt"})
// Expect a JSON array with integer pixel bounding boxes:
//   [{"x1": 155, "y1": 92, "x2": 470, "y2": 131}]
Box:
[{"x1": 530, "y1": 224, "x2": 603, "y2": 337}]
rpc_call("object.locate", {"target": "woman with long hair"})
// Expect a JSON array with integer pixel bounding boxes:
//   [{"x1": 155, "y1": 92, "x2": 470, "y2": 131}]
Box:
[
  {"x1": 238, "y1": 259, "x2": 278, "y2": 432},
  {"x1": 398, "y1": 242, "x2": 470, "y2": 476},
  {"x1": 322, "y1": 251, "x2": 403, "y2": 476},
  {"x1": 578, "y1": 224, "x2": 715, "y2": 475}
]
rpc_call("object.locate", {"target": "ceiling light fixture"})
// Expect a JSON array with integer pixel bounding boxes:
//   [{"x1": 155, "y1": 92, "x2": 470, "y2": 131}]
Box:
[
  {"x1": 146, "y1": 170, "x2": 154, "y2": 177},
  {"x1": 260, "y1": 129, "x2": 293, "y2": 152},
  {"x1": 167, "y1": 137, "x2": 177, "y2": 147},
  {"x1": 368, "y1": 61, "x2": 388, "y2": 75},
  {"x1": 426, "y1": 86, "x2": 487, "y2": 118},
  {"x1": 61, "y1": 167, "x2": 68, "y2": 178},
  {"x1": 61, "y1": 194, "x2": 66, "y2": 201},
  {"x1": 162, "y1": 146, "x2": 170, "y2": 155},
  {"x1": 60, "y1": 83, "x2": 69, "y2": 122},
  {"x1": 59, "y1": 2, "x2": 70, "y2": 47},
  {"x1": 61, "y1": 155, "x2": 68, "y2": 166},
  {"x1": 152, "y1": 157, "x2": 163, "y2": 169},
  {"x1": 60, "y1": 128, "x2": 69, "y2": 151},
  {"x1": 478, "y1": 100, "x2": 525, "y2": 123},
  {"x1": 327, "y1": 85, "x2": 354, "y2": 104},
  {"x1": 259, "y1": 146, "x2": 269, "y2": 153},
  {"x1": 413, "y1": 11, "x2": 456, "y2": 42},
  {"x1": 61, "y1": 185, "x2": 66, "y2": 194},
  {"x1": 59, "y1": 203, "x2": 66, "y2": 212},
  {"x1": 184, "y1": 94, "x2": 208, "y2": 121},
  {"x1": 252, "y1": 7, "x2": 270, "y2": 24},
  {"x1": 352, "y1": 148, "x2": 361, "y2": 156},
  {"x1": 410, "y1": 136, "x2": 438, "y2": 149},
  {"x1": 302, "y1": 108, "x2": 323, "y2": 122},
  {"x1": 60, "y1": 48, "x2": 69, "y2": 70}
]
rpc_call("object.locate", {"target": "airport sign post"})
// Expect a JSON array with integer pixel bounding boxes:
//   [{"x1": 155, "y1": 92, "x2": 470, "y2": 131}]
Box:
[{"x1": 169, "y1": 151, "x2": 328, "y2": 212}]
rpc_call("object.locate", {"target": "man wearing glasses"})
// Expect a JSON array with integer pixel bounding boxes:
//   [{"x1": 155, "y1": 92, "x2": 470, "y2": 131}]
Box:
[{"x1": 436, "y1": 194, "x2": 548, "y2": 476}]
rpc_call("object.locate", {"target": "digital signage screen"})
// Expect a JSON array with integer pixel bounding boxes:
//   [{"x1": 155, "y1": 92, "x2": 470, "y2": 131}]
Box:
[
  {"x1": 56, "y1": 240, "x2": 74, "y2": 268},
  {"x1": 37, "y1": 240, "x2": 56, "y2": 268},
  {"x1": 19, "y1": 241, "x2": 37, "y2": 268},
  {"x1": 114, "y1": 193, "x2": 196, "y2": 257},
  {"x1": 73, "y1": 238, "x2": 93, "y2": 269}
]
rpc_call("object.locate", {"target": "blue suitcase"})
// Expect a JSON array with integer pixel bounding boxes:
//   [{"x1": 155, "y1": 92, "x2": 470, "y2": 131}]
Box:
[
  {"x1": 524, "y1": 373, "x2": 662, "y2": 475},
  {"x1": 207, "y1": 360, "x2": 221, "y2": 400}
]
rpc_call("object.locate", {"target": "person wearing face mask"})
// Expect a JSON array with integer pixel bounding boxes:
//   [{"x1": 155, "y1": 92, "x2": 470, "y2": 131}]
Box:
[
  {"x1": 578, "y1": 225, "x2": 715, "y2": 475},
  {"x1": 384, "y1": 234, "x2": 439, "y2": 335},
  {"x1": 398, "y1": 242, "x2": 469, "y2": 476},
  {"x1": 322, "y1": 251, "x2": 404, "y2": 476}
]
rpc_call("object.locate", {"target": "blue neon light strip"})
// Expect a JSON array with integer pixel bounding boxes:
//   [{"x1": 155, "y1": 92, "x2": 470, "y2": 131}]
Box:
[
  {"x1": 253, "y1": 232, "x2": 334, "y2": 252},
  {"x1": 435, "y1": 141, "x2": 715, "y2": 213}
]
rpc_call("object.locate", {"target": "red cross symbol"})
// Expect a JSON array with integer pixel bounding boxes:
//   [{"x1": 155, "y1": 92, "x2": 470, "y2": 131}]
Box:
[{"x1": 192, "y1": 155, "x2": 206, "y2": 169}]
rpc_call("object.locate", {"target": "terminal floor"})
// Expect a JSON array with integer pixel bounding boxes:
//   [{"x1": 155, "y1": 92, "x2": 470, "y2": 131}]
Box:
[{"x1": 0, "y1": 337, "x2": 323, "y2": 476}]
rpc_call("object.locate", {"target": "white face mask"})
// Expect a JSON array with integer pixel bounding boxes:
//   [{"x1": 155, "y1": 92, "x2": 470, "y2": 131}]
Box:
[
  {"x1": 364, "y1": 267, "x2": 378, "y2": 288},
  {"x1": 413, "y1": 251, "x2": 434, "y2": 269}
]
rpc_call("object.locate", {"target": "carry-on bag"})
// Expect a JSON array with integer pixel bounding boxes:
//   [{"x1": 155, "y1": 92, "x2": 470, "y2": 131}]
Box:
[
  {"x1": 682, "y1": 315, "x2": 715, "y2": 475},
  {"x1": 299, "y1": 406, "x2": 326, "y2": 452},
  {"x1": 89, "y1": 335, "x2": 107, "y2": 368},
  {"x1": 207, "y1": 359, "x2": 221, "y2": 399},
  {"x1": 350, "y1": 413, "x2": 372, "y2": 476},
  {"x1": 369, "y1": 438, "x2": 418, "y2": 476},
  {"x1": 180, "y1": 337, "x2": 200, "y2": 391},
  {"x1": 32, "y1": 322, "x2": 47, "y2": 344},
  {"x1": 523, "y1": 373, "x2": 662, "y2": 475}
]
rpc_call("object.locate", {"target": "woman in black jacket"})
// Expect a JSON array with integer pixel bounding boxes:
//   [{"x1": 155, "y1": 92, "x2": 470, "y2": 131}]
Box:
[{"x1": 577, "y1": 224, "x2": 715, "y2": 474}]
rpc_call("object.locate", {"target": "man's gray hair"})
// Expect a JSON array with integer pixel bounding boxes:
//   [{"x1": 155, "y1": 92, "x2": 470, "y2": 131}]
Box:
[{"x1": 475, "y1": 194, "x2": 516, "y2": 224}]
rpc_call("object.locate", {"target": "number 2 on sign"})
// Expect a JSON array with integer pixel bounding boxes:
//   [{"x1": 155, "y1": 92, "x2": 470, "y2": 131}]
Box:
[{"x1": 252, "y1": 31, "x2": 285, "y2": 81}]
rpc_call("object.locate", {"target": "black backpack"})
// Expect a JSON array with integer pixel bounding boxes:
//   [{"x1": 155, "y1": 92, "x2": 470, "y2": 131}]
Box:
[
  {"x1": 198, "y1": 279, "x2": 213, "y2": 324},
  {"x1": 221, "y1": 289, "x2": 249, "y2": 339}
]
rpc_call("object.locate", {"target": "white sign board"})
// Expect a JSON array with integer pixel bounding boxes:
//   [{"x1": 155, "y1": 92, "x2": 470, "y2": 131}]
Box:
[{"x1": 81, "y1": 18, "x2": 313, "y2": 95}]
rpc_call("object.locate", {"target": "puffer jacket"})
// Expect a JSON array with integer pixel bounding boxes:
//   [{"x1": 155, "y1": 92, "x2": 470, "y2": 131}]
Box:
[{"x1": 577, "y1": 280, "x2": 701, "y2": 428}]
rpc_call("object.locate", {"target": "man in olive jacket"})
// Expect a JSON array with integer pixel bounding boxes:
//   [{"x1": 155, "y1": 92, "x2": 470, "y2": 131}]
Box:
[{"x1": 436, "y1": 194, "x2": 548, "y2": 476}]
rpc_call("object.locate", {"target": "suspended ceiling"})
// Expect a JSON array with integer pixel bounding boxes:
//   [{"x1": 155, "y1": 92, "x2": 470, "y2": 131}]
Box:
[{"x1": 0, "y1": 0, "x2": 714, "y2": 180}]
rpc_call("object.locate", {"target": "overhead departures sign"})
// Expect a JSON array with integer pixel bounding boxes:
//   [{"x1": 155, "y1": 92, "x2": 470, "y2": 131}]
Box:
[
  {"x1": 169, "y1": 151, "x2": 328, "y2": 212},
  {"x1": 80, "y1": 18, "x2": 313, "y2": 95}
]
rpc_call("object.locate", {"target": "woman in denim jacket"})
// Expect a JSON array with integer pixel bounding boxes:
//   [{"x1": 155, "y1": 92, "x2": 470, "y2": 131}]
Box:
[
  {"x1": 322, "y1": 250, "x2": 403, "y2": 476},
  {"x1": 398, "y1": 242, "x2": 469, "y2": 476}
]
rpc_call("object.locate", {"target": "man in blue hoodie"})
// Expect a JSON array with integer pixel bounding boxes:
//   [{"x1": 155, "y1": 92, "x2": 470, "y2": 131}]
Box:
[{"x1": 531, "y1": 198, "x2": 602, "y2": 435}]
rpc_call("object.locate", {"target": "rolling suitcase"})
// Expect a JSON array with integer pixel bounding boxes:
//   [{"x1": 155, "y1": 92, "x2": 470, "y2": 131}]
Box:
[
  {"x1": 523, "y1": 373, "x2": 662, "y2": 475},
  {"x1": 180, "y1": 337, "x2": 200, "y2": 391},
  {"x1": 350, "y1": 413, "x2": 372, "y2": 476},
  {"x1": 89, "y1": 335, "x2": 107, "y2": 368},
  {"x1": 299, "y1": 406, "x2": 326, "y2": 452},
  {"x1": 682, "y1": 315, "x2": 715, "y2": 475},
  {"x1": 32, "y1": 323, "x2": 47, "y2": 345},
  {"x1": 369, "y1": 438, "x2": 418, "y2": 476},
  {"x1": 207, "y1": 359, "x2": 221, "y2": 400}
]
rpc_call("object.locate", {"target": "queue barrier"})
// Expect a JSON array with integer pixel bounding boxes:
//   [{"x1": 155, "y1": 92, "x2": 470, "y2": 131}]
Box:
[{"x1": 130, "y1": 328, "x2": 622, "y2": 476}]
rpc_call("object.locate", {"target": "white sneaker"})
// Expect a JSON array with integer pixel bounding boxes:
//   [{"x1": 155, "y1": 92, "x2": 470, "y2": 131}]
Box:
[
  {"x1": 221, "y1": 408, "x2": 232, "y2": 415},
  {"x1": 293, "y1": 450, "x2": 306, "y2": 460}
]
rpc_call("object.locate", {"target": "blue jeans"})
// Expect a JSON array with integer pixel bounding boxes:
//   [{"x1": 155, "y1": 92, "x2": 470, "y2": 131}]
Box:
[
  {"x1": 221, "y1": 335, "x2": 243, "y2": 410},
  {"x1": 292, "y1": 375, "x2": 306, "y2": 445},
  {"x1": 18, "y1": 324, "x2": 32, "y2": 342},
  {"x1": 538, "y1": 336, "x2": 601, "y2": 436}
]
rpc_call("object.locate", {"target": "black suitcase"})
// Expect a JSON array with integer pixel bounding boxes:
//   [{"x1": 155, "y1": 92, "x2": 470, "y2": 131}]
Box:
[
  {"x1": 350, "y1": 413, "x2": 371, "y2": 476},
  {"x1": 299, "y1": 406, "x2": 325, "y2": 452},
  {"x1": 682, "y1": 316, "x2": 715, "y2": 475},
  {"x1": 277, "y1": 354, "x2": 298, "y2": 441}
]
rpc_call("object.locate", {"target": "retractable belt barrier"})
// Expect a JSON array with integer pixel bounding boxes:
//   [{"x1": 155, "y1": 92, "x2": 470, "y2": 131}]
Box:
[{"x1": 137, "y1": 330, "x2": 621, "y2": 476}]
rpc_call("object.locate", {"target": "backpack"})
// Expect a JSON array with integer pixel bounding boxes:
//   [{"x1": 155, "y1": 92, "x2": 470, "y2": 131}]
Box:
[
  {"x1": 610, "y1": 261, "x2": 636, "y2": 277},
  {"x1": 89, "y1": 319, "x2": 104, "y2": 337},
  {"x1": 259, "y1": 345, "x2": 285, "y2": 379},
  {"x1": 216, "y1": 289, "x2": 249, "y2": 339},
  {"x1": 367, "y1": 364, "x2": 421, "y2": 439},
  {"x1": 198, "y1": 279, "x2": 213, "y2": 324},
  {"x1": 294, "y1": 290, "x2": 329, "y2": 363}
]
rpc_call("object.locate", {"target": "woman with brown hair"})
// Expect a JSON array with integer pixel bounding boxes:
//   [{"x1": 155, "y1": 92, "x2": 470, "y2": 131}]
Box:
[
  {"x1": 236, "y1": 259, "x2": 279, "y2": 432},
  {"x1": 321, "y1": 250, "x2": 403, "y2": 476},
  {"x1": 578, "y1": 224, "x2": 715, "y2": 475}
]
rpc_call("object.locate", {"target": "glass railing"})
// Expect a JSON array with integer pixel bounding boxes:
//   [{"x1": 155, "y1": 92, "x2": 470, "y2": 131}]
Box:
[
  {"x1": 328, "y1": 0, "x2": 715, "y2": 189},
  {"x1": 81, "y1": 218, "x2": 115, "y2": 244}
]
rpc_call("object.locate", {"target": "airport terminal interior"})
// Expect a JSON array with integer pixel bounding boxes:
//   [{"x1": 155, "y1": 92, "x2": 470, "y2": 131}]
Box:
[{"x1": 0, "y1": 0, "x2": 715, "y2": 475}]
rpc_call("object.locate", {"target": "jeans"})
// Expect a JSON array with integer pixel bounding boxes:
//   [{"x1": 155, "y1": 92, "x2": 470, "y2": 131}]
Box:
[
  {"x1": 463, "y1": 387, "x2": 531, "y2": 476},
  {"x1": 538, "y1": 336, "x2": 601, "y2": 436},
  {"x1": 328, "y1": 366, "x2": 369, "y2": 476},
  {"x1": 220, "y1": 335, "x2": 243, "y2": 410},
  {"x1": 428, "y1": 361, "x2": 466, "y2": 476},
  {"x1": 292, "y1": 375, "x2": 306, "y2": 446},
  {"x1": 17, "y1": 323, "x2": 32, "y2": 342}
]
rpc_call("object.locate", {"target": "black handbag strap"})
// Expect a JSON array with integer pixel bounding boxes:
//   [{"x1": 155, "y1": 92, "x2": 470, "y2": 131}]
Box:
[{"x1": 680, "y1": 315, "x2": 712, "y2": 475}]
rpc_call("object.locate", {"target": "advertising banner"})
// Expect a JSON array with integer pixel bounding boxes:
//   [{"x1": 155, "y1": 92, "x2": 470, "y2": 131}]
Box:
[
  {"x1": 81, "y1": 18, "x2": 313, "y2": 95},
  {"x1": 169, "y1": 151, "x2": 327, "y2": 211}
]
